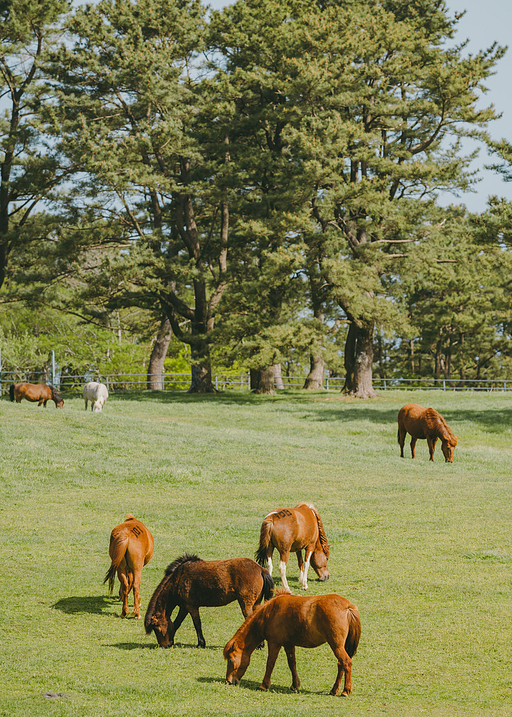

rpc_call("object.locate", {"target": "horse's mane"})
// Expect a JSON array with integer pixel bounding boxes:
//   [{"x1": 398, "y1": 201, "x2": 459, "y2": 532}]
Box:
[
  {"x1": 165, "y1": 553, "x2": 202, "y2": 576},
  {"x1": 425, "y1": 408, "x2": 457, "y2": 446},
  {"x1": 302, "y1": 503, "x2": 330, "y2": 557},
  {"x1": 223, "y1": 587, "x2": 292, "y2": 659},
  {"x1": 144, "y1": 554, "x2": 202, "y2": 634},
  {"x1": 50, "y1": 385, "x2": 63, "y2": 403}
]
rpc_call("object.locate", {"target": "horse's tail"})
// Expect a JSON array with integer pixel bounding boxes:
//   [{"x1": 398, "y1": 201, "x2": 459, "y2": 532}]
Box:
[
  {"x1": 260, "y1": 569, "x2": 275, "y2": 602},
  {"x1": 255, "y1": 515, "x2": 274, "y2": 566},
  {"x1": 103, "y1": 533, "x2": 130, "y2": 594},
  {"x1": 9, "y1": 384, "x2": 15, "y2": 402},
  {"x1": 344, "y1": 605, "x2": 361, "y2": 658}
]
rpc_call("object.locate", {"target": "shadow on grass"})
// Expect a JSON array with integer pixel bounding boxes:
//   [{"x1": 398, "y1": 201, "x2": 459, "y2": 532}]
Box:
[
  {"x1": 109, "y1": 641, "x2": 219, "y2": 651},
  {"x1": 197, "y1": 676, "x2": 320, "y2": 695},
  {"x1": 52, "y1": 595, "x2": 119, "y2": 615},
  {"x1": 58, "y1": 388, "x2": 512, "y2": 433}
]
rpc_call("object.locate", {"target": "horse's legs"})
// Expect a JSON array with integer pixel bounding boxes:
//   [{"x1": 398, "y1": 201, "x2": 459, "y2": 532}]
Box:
[
  {"x1": 328, "y1": 642, "x2": 353, "y2": 696},
  {"x1": 298, "y1": 550, "x2": 312, "y2": 590},
  {"x1": 427, "y1": 436, "x2": 437, "y2": 461},
  {"x1": 266, "y1": 554, "x2": 273, "y2": 576},
  {"x1": 259, "y1": 641, "x2": 281, "y2": 691},
  {"x1": 410, "y1": 436, "x2": 417, "y2": 459},
  {"x1": 84, "y1": 399, "x2": 88, "y2": 410},
  {"x1": 398, "y1": 428, "x2": 406, "y2": 457},
  {"x1": 118, "y1": 568, "x2": 130, "y2": 618},
  {"x1": 284, "y1": 645, "x2": 300, "y2": 691},
  {"x1": 168, "y1": 605, "x2": 188, "y2": 646},
  {"x1": 188, "y1": 607, "x2": 206, "y2": 648},
  {"x1": 131, "y1": 566, "x2": 143, "y2": 619},
  {"x1": 278, "y1": 552, "x2": 290, "y2": 591}
]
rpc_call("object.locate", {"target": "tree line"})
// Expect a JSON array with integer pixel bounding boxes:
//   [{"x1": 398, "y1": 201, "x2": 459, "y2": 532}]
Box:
[{"x1": 1, "y1": 0, "x2": 512, "y2": 395}]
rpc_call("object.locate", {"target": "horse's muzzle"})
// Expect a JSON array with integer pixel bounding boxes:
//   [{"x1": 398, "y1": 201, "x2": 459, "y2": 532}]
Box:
[
  {"x1": 227, "y1": 678, "x2": 239, "y2": 686},
  {"x1": 319, "y1": 574, "x2": 330, "y2": 582}
]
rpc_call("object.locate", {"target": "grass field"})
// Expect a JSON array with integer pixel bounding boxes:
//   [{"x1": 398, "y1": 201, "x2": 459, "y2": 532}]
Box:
[{"x1": 1, "y1": 388, "x2": 512, "y2": 717}]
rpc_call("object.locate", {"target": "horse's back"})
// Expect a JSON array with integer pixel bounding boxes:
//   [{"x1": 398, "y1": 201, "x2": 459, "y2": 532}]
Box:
[
  {"x1": 14, "y1": 382, "x2": 50, "y2": 402},
  {"x1": 398, "y1": 403, "x2": 428, "y2": 436},
  {"x1": 264, "y1": 593, "x2": 357, "y2": 646},
  {"x1": 110, "y1": 516, "x2": 154, "y2": 561}
]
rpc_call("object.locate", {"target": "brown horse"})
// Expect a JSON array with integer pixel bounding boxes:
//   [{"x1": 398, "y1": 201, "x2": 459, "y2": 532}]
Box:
[
  {"x1": 144, "y1": 554, "x2": 274, "y2": 648},
  {"x1": 224, "y1": 589, "x2": 361, "y2": 696},
  {"x1": 255, "y1": 502, "x2": 330, "y2": 591},
  {"x1": 9, "y1": 382, "x2": 64, "y2": 408},
  {"x1": 398, "y1": 403, "x2": 458, "y2": 462},
  {"x1": 104, "y1": 514, "x2": 154, "y2": 619}
]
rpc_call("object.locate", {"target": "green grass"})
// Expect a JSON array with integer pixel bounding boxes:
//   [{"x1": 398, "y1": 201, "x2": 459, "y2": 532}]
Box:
[{"x1": 1, "y1": 389, "x2": 512, "y2": 716}]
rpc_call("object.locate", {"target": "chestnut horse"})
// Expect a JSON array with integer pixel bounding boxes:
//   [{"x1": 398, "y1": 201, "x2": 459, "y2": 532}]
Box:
[
  {"x1": 255, "y1": 502, "x2": 330, "y2": 591},
  {"x1": 9, "y1": 382, "x2": 64, "y2": 408},
  {"x1": 144, "y1": 554, "x2": 274, "y2": 648},
  {"x1": 398, "y1": 403, "x2": 458, "y2": 462},
  {"x1": 104, "y1": 514, "x2": 154, "y2": 618},
  {"x1": 224, "y1": 589, "x2": 361, "y2": 696}
]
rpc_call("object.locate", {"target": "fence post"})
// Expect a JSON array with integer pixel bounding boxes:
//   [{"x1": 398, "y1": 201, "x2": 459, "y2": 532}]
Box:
[
  {"x1": 443, "y1": 379, "x2": 446, "y2": 391},
  {"x1": 326, "y1": 377, "x2": 329, "y2": 391},
  {"x1": 162, "y1": 373, "x2": 165, "y2": 390},
  {"x1": 51, "y1": 350, "x2": 56, "y2": 386},
  {"x1": 106, "y1": 376, "x2": 110, "y2": 391}
]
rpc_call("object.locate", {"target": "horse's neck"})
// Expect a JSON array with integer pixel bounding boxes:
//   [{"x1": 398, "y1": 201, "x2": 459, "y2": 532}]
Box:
[{"x1": 240, "y1": 611, "x2": 265, "y2": 653}]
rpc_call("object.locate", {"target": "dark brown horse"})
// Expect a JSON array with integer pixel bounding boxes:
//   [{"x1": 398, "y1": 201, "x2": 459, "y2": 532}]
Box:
[
  {"x1": 224, "y1": 589, "x2": 361, "y2": 696},
  {"x1": 9, "y1": 382, "x2": 64, "y2": 408},
  {"x1": 398, "y1": 403, "x2": 458, "y2": 462},
  {"x1": 255, "y1": 502, "x2": 330, "y2": 591},
  {"x1": 104, "y1": 514, "x2": 154, "y2": 619},
  {"x1": 144, "y1": 554, "x2": 274, "y2": 648}
]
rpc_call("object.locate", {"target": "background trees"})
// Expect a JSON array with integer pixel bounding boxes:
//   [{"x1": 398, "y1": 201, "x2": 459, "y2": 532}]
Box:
[{"x1": 1, "y1": 0, "x2": 511, "y2": 393}]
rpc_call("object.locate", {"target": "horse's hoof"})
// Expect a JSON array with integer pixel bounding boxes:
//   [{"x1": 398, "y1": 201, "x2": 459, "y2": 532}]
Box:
[
  {"x1": 258, "y1": 685, "x2": 268, "y2": 692},
  {"x1": 134, "y1": 615, "x2": 141, "y2": 620},
  {"x1": 196, "y1": 643, "x2": 206, "y2": 649}
]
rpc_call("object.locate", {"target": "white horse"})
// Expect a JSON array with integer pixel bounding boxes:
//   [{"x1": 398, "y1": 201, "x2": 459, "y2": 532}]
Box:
[{"x1": 83, "y1": 382, "x2": 109, "y2": 412}]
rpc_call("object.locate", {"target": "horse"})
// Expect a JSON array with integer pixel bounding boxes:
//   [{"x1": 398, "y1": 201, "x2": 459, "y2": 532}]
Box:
[
  {"x1": 104, "y1": 514, "x2": 154, "y2": 619},
  {"x1": 397, "y1": 403, "x2": 458, "y2": 462},
  {"x1": 144, "y1": 554, "x2": 274, "y2": 648},
  {"x1": 255, "y1": 502, "x2": 330, "y2": 591},
  {"x1": 83, "y1": 381, "x2": 109, "y2": 412},
  {"x1": 224, "y1": 588, "x2": 361, "y2": 696},
  {"x1": 9, "y1": 382, "x2": 64, "y2": 408}
]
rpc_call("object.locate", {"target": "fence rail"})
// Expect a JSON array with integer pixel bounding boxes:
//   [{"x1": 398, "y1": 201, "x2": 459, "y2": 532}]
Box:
[{"x1": 1, "y1": 370, "x2": 511, "y2": 394}]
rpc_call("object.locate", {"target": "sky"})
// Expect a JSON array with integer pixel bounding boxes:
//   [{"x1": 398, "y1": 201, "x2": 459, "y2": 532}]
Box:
[{"x1": 207, "y1": 0, "x2": 512, "y2": 213}]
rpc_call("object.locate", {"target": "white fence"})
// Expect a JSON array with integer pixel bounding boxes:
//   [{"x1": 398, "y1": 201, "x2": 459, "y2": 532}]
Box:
[{"x1": 1, "y1": 370, "x2": 512, "y2": 394}]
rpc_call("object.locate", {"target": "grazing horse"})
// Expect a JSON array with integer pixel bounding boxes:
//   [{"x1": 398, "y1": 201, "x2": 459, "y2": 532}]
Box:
[
  {"x1": 104, "y1": 514, "x2": 154, "y2": 619},
  {"x1": 144, "y1": 554, "x2": 274, "y2": 648},
  {"x1": 83, "y1": 381, "x2": 109, "y2": 412},
  {"x1": 224, "y1": 589, "x2": 361, "y2": 696},
  {"x1": 255, "y1": 502, "x2": 330, "y2": 591},
  {"x1": 398, "y1": 403, "x2": 458, "y2": 462},
  {"x1": 9, "y1": 382, "x2": 64, "y2": 408}
]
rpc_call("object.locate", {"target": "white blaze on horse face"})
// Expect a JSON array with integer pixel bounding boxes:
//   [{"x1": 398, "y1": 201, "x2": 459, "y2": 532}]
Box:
[{"x1": 279, "y1": 560, "x2": 290, "y2": 591}]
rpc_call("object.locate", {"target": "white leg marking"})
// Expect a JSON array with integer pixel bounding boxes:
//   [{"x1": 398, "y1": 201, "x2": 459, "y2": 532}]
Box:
[
  {"x1": 267, "y1": 557, "x2": 273, "y2": 575},
  {"x1": 279, "y1": 560, "x2": 290, "y2": 591},
  {"x1": 302, "y1": 555, "x2": 311, "y2": 590}
]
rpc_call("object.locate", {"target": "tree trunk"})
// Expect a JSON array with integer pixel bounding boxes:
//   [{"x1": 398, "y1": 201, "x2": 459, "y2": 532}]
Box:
[
  {"x1": 250, "y1": 366, "x2": 276, "y2": 395},
  {"x1": 303, "y1": 353, "x2": 324, "y2": 389},
  {"x1": 147, "y1": 317, "x2": 173, "y2": 390},
  {"x1": 274, "y1": 363, "x2": 284, "y2": 390},
  {"x1": 188, "y1": 337, "x2": 216, "y2": 393},
  {"x1": 342, "y1": 321, "x2": 377, "y2": 398}
]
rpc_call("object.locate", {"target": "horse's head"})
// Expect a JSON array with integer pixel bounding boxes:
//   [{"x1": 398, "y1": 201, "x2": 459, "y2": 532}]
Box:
[
  {"x1": 441, "y1": 436, "x2": 458, "y2": 463},
  {"x1": 311, "y1": 547, "x2": 330, "y2": 582},
  {"x1": 224, "y1": 639, "x2": 250, "y2": 685},
  {"x1": 147, "y1": 614, "x2": 173, "y2": 648}
]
